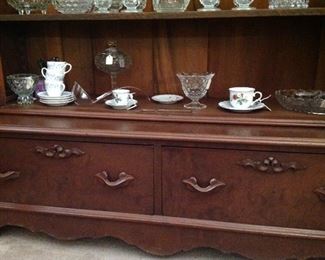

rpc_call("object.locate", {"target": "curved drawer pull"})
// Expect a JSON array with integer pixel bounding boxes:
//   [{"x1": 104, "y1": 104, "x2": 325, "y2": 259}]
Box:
[
  {"x1": 182, "y1": 177, "x2": 226, "y2": 193},
  {"x1": 35, "y1": 145, "x2": 85, "y2": 159},
  {"x1": 314, "y1": 187, "x2": 325, "y2": 202},
  {"x1": 96, "y1": 171, "x2": 134, "y2": 188},
  {"x1": 239, "y1": 156, "x2": 306, "y2": 174},
  {"x1": 0, "y1": 171, "x2": 20, "y2": 182}
]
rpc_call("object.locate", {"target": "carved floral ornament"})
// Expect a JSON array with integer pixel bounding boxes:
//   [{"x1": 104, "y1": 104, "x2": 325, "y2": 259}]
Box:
[
  {"x1": 239, "y1": 156, "x2": 306, "y2": 174},
  {"x1": 35, "y1": 145, "x2": 85, "y2": 159}
]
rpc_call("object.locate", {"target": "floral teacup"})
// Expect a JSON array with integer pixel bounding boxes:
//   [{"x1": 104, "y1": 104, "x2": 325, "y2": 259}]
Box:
[{"x1": 229, "y1": 87, "x2": 263, "y2": 109}]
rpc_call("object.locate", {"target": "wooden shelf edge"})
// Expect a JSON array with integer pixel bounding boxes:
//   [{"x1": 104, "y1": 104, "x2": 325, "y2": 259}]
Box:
[
  {"x1": 0, "y1": 8, "x2": 324, "y2": 22},
  {"x1": 1, "y1": 202, "x2": 325, "y2": 240}
]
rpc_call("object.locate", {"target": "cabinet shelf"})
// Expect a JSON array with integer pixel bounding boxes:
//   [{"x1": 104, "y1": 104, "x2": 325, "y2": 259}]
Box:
[{"x1": 0, "y1": 8, "x2": 324, "y2": 22}]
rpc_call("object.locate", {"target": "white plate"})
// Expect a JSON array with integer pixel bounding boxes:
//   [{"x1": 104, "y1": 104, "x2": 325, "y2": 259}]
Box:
[
  {"x1": 38, "y1": 91, "x2": 74, "y2": 100},
  {"x1": 218, "y1": 100, "x2": 265, "y2": 112},
  {"x1": 105, "y1": 99, "x2": 138, "y2": 110},
  {"x1": 151, "y1": 94, "x2": 183, "y2": 105},
  {"x1": 39, "y1": 98, "x2": 74, "y2": 106}
]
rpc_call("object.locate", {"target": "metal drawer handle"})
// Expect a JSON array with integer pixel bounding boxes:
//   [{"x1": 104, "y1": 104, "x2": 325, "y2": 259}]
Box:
[
  {"x1": 239, "y1": 156, "x2": 306, "y2": 174},
  {"x1": 314, "y1": 187, "x2": 325, "y2": 202},
  {"x1": 96, "y1": 171, "x2": 134, "y2": 188},
  {"x1": 35, "y1": 145, "x2": 85, "y2": 159},
  {"x1": 182, "y1": 177, "x2": 226, "y2": 193},
  {"x1": 0, "y1": 171, "x2": 20, "y2": 182}
]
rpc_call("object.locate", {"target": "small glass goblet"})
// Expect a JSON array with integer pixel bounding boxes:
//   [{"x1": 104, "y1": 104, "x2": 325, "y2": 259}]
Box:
[
  {"x1": 177, "y1": 72, "x2": 214, "y2": 110},
  {"x1": 232, "y1": 0, "x2": 255, "y2": 10},
  {"x1": 6, "y1": 74, "x2": 40, "y2": 105},
  {"x1": 94, "y1": 0, "x2": 113, "y2": 13},
  {"x1": 198, "y1": 0, "x2": 220, "y2": 11}
]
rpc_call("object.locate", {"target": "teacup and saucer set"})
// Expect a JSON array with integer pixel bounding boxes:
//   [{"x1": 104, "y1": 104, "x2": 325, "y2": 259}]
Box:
[
  {"x1": 105, "y1": 88, "x2": 138, "y2": 110},
  {"x1": 38, "y1": 61, "x2": 74, "y2": 106},
  {"x1": 218, "y1": 87, "x2": 271, "y2": 112}
]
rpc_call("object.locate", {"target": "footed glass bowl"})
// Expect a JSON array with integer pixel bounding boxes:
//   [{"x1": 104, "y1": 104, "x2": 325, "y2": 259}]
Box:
[
  {"x1": 52, "y1": 0, "x2": 94, "y2": 14},
  {"x1": 7, "y1": 74, "x2": 40, "y2": 105},
  {"x1": 7, "y1": 0, "x2": 49, "y2": 15}
]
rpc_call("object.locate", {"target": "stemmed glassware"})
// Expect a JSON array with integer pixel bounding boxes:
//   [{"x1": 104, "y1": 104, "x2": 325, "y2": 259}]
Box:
[
  {"x1": 232, "y1": 0, "x2": 255, "y2": 10},
  {"x1": 197, "y1": 0, "x2": 220, "y2": 11},
  {"x1": 94, "y1": 0, "x2": 113, "y2": 13},
  {"x1": 122, "y1": 0, "x2": 146, "y2": 12},
  {"x1": 177, "y1": 72, "x2": 214, "y2": 110}
]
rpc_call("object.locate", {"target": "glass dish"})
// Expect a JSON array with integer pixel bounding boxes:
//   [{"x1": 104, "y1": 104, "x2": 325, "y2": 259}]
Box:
[
  {"x1": 153, "y1": 0, "x2": 190, "y2": 12},
  {"x1": 6, "y1": 74, "x2": 40, "y2": 105},
  {"x1": 197, "y1": 0, "x2": 220, "y2": 11},
  {"x1": 52, "y1": 0, "x2": 94, "y2": 14},
  {"x1": 268, "y1": 0, "x2": 309, "y2": 8},
  {"x1": 177, "y1": 72, "x2": 214, "y2": 110},
  {"x1": 121, "y1": 0, "x2": 146, "y2": 12},
  {"x1": 275, "y1": 89, "x2": 325, "y2": 115},
  {"x1": 232, "y1": 0, "x2": 255, "y2": 10},
  {"x1": 93, "y1": 0, "x2": 112, "y2": 12},
  {"x1": 7, "y1": 0, "x2": 49, "y2": 15}
]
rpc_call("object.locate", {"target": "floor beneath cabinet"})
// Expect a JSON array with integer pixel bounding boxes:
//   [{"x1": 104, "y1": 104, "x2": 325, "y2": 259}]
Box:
[{"x1": 0, "y1": 227, "x2": 246, "y2": 260}]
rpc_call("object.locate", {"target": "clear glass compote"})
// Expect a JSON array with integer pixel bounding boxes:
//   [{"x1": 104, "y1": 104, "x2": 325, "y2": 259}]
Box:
[
  {"x1": 7, "y1": 0, "x2": 49, "y2": 15},
  {"x1": 94, "y1": 0, "x2": 113, "y2": 13},
  {"x1": 198, "y1": 0, "x2": 220, "y2": 11},
  {"x1": 177, "y1": 72, "x2": 214, "y2": 110},
  {"x1": 6, "y1": 74, "x2": 40, "y2": 105},
  {"x1": 232, "y1": 0, "x2": 255, "y2": 10}
]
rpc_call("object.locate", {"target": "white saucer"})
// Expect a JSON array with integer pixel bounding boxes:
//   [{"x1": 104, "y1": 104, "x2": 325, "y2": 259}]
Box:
[
  {"x1": 38, "y1": 91, "x2": 73, "y2": 100},
  {"x1": 105, "y1": 99, "x2": 138, "y2": 110},
  {"x1": 151, "y1": 94, "x2": 183, "y2": 105},
  {"x1": 218, "y1": 100, "x2": 265, "y2": 112}
]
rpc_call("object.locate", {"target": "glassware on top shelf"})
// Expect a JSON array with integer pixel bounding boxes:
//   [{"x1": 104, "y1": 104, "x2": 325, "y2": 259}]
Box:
[
  {"x1": 268, "y1": 0, "x2": 309, "y2": 9},
  {"x1": 121, "y1": 0, "x2": 146, "y2": 12},
  {"x1": 93, "y1": 0, "x2": 113, "y2": 12},
  {"x1": 52, "y1": 0, "x2": 94, "y2": 14},
  {"x1": 153, "y1": 0, "x2": 190, "y2": 12},
  {"x1": 197, "y1": 0, "x2": 220, "y2": 11},
  {"x1": 109, "y1": 0, "x2": 123, "y2": 12},
  {"x1": 7, "y1": 0, "x2": 49, "y2": 15},
  {"x1": 95, "y1": 41, "x2": 132, "y2": 90},
  {"x1": 177, "y1": 72, "x2": 214, "y2": 110},
  {"x1": 232, "y1": 0, "x2": 255, "y2": 10}
]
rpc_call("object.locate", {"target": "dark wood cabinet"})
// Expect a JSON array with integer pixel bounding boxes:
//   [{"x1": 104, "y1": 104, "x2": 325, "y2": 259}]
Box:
[{"x1": 0, "y1": 1, "x2": 324, "y2": 259}]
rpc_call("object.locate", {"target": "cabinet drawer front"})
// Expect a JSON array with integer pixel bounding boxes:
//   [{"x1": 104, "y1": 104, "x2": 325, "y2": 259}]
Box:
[
  {"x1": 0, "y1": 138, "x2": 154, "y2": 214},
  {"x1": 162, "y1": 147, "x2": 325, "y2": 230}
]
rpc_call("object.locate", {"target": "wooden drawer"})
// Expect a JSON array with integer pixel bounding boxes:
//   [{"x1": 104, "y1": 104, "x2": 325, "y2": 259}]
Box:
[
  {"x1": 162, "y1": 146, "x2": 325, "y2": 230},
  {"x1": 0, "y1": 138, "x2": 154, "y2": 214}
]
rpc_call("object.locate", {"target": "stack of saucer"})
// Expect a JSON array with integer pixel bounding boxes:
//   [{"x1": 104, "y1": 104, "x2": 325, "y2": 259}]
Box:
[{"x1": 38, "y1": 91, "x2": 74, "y2": 106}]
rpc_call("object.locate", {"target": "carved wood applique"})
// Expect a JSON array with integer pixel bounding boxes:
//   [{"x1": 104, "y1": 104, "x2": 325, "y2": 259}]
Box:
[
  {"x1": 314, "y1": 187, "x2": 325, "y2": 202},
  {"x1": 35, "y1": 145, "x2": 85, "y2": 159},
  {"x1": 239, "y1": 156, "x2": 306, "y2": 174}
]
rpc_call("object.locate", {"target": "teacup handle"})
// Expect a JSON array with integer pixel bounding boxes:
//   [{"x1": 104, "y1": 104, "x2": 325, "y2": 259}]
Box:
[
  {"x1": 59, "y1": 82, "x2": 66, "y2": 92},
  {"x1": 253, "y1": 91, "x2": 263, "y2": 104},
  {"x1": 65, "y1": 63, "x2": 72, "y2": 74},
  {"x1": 41, "y1": 67, "x2": 47, "y2": 78}
]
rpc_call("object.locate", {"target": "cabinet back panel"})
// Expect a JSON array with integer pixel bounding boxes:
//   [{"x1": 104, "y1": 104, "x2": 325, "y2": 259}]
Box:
[{"x1": 0, "y1": 17, "x2": 323, "y2": 98}]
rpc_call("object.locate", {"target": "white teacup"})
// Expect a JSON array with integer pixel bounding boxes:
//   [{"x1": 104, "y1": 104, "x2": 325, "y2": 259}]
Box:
[
  {"x1": 229, "y1": 87, "x2": 263, "y2": 109},
  {"x1": 112, "y1": 88, "x2": 134, "y2": 106},
  {"x1": 46, "y1": 61, "x2": 72, "y2": 74},
  {"x1": 41, "y1": 68, "x2": 65, "y2": 81},
  {"x1": 45, "y1": 80, "x2": 65, "y2": 97}
]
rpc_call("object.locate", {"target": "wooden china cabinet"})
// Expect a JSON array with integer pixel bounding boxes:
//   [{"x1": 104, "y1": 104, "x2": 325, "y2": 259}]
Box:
[{"x1": 0, "y1": 0, "x2": 324, "y2": 259}]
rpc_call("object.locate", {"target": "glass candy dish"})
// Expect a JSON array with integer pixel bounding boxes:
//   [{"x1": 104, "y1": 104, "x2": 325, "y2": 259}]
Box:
[
  {"x1": 197, "y1": 0, "x2": 220, "y2": 11},
  {"x1": 6, "y1": 74, "x2": 40, "y2": 105},
  {"x1": 93, "y1": 0, "x2": 112, "y2": 12},
  {"x1": 7, "y1": 0, "x2": 49, "y2": 15},
  {"x1": 121, "y1": 0, "x2": 146, "y2": 12},
  {"x1": 232, "y1": 0, "x2": 255, "y2": 10},
  {"x1": 153, "y1": 0, "x2": 190, "y2": 12},
  {"x1": 268, "y1": 0, "x2": 309, "y2": 8},
  {"x1": 95, "y1": 41, "x2": 132, "y2": 90},
  {"x1": 177, "y1": 72, "x2": 214, "y2": 110},
  {"x1": 52, "y1": 0, "x2": 94, "y2": 14},
  {"x1": 275, "y1": 89, "x2": 325, "y2": 115}
]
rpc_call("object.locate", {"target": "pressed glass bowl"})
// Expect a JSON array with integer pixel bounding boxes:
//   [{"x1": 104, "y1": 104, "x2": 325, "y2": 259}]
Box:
[
  {"x1": 7, "y1": 0, "x2": 49, "y2": 15},
  {"x1": 275, "y1": 89, "x2": 325, "y2": 115},
  {"x1": 6, "y1": 74, "x2": 40, "y2": 105},
  {"x1": 52, "y1": 0, "x2": 94, "y2": 14},
  {"x1": 153, "y1": 0, "x2": 190, "y2": 12}
]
